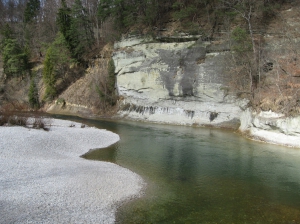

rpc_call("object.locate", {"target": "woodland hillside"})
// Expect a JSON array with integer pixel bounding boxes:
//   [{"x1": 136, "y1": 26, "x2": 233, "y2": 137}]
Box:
[{"x1": 0, "y1": 0, "x2": 299, "y2": 116}]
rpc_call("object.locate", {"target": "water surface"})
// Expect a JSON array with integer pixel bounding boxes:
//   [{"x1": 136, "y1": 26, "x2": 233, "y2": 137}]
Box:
[{"x1": 53, "y1": 115, "x2": 300, "y2": 223}]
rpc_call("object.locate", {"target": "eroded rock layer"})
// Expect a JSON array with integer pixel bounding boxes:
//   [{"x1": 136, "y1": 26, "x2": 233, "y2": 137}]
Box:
[{"x1": 113, "y1": 36, "x2": 247, "y2": 128}]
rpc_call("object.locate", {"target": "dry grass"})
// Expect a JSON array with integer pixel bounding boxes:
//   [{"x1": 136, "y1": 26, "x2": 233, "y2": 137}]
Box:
[{"x1": 0, "y1": 106, "x2": 50, "y2": 130}]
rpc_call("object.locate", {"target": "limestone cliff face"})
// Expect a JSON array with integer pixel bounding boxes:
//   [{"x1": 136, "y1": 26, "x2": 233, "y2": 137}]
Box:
[{"x1": 113, "y1": 36, "x2": 247, "y2": 128}]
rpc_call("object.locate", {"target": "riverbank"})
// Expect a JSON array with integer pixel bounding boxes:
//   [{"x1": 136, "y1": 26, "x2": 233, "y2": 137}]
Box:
[
  {"x1": 47, "y1": 105, "x2": 300, "y2": 149},
  {"x1": 239, "y1": 110, "x2": 300, "y2": 148},
  {"x1": 0, "y1": 119, "x2": 144, "y2": 223}
]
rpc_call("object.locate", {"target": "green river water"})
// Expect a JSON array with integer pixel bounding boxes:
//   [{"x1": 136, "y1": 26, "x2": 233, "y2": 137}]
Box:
[{"x1": 53, "y1": 115, "x2": 300, "y2": 223}]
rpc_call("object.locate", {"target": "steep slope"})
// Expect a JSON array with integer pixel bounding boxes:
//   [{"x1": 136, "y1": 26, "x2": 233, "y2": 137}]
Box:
[
  {"x1": 46, "y1": 44, "x2": 116, "y2": 116},
  {"x1": 239, "y1": 4, "x2": 300, "y2": 147}
]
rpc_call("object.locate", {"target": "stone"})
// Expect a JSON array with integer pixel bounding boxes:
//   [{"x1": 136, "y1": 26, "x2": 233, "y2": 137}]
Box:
[
  {"x1": 239, "y1": 109, "x2": 300, "y2": 148},
  {"x1": 113, "y1": 36, "x2": 247, "y2": 128}
]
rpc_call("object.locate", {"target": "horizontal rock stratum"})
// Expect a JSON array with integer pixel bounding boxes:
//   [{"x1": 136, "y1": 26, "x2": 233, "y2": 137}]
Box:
[{"x1": 113, "y1": 35, "x2": 248, "y2": 129}]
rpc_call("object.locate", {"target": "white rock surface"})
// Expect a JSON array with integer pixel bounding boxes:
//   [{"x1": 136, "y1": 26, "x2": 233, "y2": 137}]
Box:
[
  {"x1": 240, "y1": 109, "x2": 300, "y2": 148},
  {"x1": 0, "y1": 119, "x2": 144, "y2": 224},
  {"x1": 113, "y1": 36, "x2": 246, "y2": 128}
]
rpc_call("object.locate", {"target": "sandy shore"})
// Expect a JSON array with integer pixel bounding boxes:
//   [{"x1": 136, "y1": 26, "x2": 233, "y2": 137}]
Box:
[{"x1": 0, "y1": 119, "x2": 144, "y2": 223}]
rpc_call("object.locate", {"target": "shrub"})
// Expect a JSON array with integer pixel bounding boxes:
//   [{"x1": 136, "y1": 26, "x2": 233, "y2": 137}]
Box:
[
  {"x1": 0, "y1": 114, "x2": 9, "y2": 126},
  {"x1": 28, "y1": 78, "x2": 40, "y2": 109},
  {"x1": 231, "y1": 27, "x2": 252, "y2": 53},
  {"x1": 56, "y1": 98, "x2": 66, "y2": 105},
  {"x1": 43, "y1": 33, "x2": 73, "y2": 101},
  {"x1": 8, "y1": 116, "x2": 28, "y2": 126},
  {"x1": 32, "y1": 117, "x2": 48, "y2": 130},
  {"x1": 0, "y1": 105, "x2": 51, "y2": 130},
  {"x1": 0, "y1": 105, "x2": 18, "y2": 126}
]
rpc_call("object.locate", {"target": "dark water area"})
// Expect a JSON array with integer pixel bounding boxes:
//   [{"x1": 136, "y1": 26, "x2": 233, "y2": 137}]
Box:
[{"x1": 51, "y1": 114, "x2": 300, "y2": 223}]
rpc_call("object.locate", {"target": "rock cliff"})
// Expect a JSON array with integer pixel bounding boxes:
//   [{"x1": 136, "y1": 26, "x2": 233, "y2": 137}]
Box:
[
  {"x1": 113, "y1": 35, "x2": 247, "y2": 129},
  {"x1": 2, "y1": 3, "x2": 299, "y2": 148},
  {"x1": 111, "y1": 4, "x2": 300, "y2": 147}
]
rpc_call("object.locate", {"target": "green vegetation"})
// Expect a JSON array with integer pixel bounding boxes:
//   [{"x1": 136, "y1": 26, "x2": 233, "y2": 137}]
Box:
[
  {"x1": 98, "y1": 0, "x2": 172, "y2": 31},
  {"x1": 28, "y1": 77, "x2": 40, "y2": 109},
  {"x1": 172, "y1": 2, "x2": 199, "y2": 21},
  {"x1": 42, "y1": 32, "x2": 73, "y2": 101},
  {"x1": 43, "y1": 47, "x2": 57, "y2": 101},
  {"x1": 2, "y1": 39, "x2": 30, "y2": 78},
  {"x1": 0, "y1": 0, "x2": 294, "y2": 113},
  {"x1": 24, "y1": 0, "x2": 40, "y2": 23},
  {"x1": 231, "y1": 27, "x2": 252, "y2": 53},
  {"x1": 57, "y1": 0, "x2": 94, "y2": 61},
  {"x1": 107, "y1": 58, "x2": 116, "y2": 106},
  {"x1": 56, "y1": 98, "x2": 66, "y2": 105},
  {"x1": 56, "y1": 0, "x2": 72, "y2": 41},
  {"x1": 0, "y1": 24, "x2": 30, "y2": 78},
  {"x1": 96, "y1": 58, "x2": 116, "y2": 108}
]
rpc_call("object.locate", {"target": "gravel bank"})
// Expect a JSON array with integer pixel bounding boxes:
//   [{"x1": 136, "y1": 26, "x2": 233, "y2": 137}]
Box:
[{"x1": 0, "y1": 119, "x2": 144, "y2": 223}]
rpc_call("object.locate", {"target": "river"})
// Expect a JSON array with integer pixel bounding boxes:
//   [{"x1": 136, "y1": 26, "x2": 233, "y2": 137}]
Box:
[{"x1": 53, "y1": 115, "x2": 300, "y2": 223}]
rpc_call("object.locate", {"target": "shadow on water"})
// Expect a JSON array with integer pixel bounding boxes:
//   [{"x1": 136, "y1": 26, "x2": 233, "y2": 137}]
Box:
[
  {"x1": 81, "y1": 143, "x2": 118, "y2": 163},
  {"x1": 50, "y1": 114, "x2": 300, "y2": 223}
]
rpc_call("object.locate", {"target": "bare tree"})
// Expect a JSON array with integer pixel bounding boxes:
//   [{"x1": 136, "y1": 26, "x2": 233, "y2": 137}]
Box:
[{"x1": 220, "y1": 0, "x2": 258, "y2": 52}]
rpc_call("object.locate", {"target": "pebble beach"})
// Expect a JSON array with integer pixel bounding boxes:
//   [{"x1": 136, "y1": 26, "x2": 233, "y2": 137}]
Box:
[{"x1": 0, "y1": 119, "x2": 144, "y2": 223}]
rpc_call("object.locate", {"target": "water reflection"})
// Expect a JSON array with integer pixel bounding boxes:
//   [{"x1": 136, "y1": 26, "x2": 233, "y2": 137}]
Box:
[
  {"x1": 82, "y1": 144, "x2": 118, "y2": 162},
  {"x1": 52, "y1": 115, "x2": 300, "y2": 223}
]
